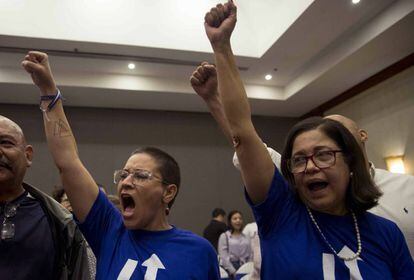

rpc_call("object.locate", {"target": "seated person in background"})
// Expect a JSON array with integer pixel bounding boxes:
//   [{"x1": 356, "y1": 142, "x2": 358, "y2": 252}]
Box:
[
  {"x1": 203, "y1": 1, "x2": 414, "y2": 278},
  {"x1": 0, "y1": 116, "x2": 91, "y2": 279},
  {"x1": 203, "y1": 207, "x2": 228, "y2": 251},
  {"x1": 218, "y1": 210, "x2": 252, "y2": 279},
  {"x1": 22, "y1": 51, "x2": 220, "y2": 279}
]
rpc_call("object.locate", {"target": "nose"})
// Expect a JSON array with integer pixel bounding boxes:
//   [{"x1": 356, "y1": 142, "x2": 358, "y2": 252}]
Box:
[
  {"x1": 304, "y1": 158, "x2": 319, "y2": 174},
  {"x1": 120, "y1": 173, "x2": 135, "y2": 188}
]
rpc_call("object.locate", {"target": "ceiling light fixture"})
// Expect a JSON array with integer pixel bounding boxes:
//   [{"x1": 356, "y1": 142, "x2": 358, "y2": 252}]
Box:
[
  {"x1": 265, "y1": 74, "x2": 272, "y2": 81},
  {"x1": 352, "y1": 0, "x2": 361, "y2": 4},
  {"x1": 128, "y1": 63, "x2": 135, "y2": 70},
  {"x1": 384, "y1": 155, "x2": 405, "y2": 174}
]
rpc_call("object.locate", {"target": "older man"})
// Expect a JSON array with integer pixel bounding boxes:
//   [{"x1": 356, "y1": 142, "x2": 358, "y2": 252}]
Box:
[
  {"x1": 0, "y1": 115, "x2": 91, "y2": 279},
  {"x1": 191, "y1": 63, "x2": 414, "y2": 260}
]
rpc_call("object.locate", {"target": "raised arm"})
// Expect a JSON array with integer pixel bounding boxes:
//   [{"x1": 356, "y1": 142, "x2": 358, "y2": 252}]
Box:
[
  {"x1": 190, "y1": 62, "x2": 233, "y2": 144},
  {"x1": 204, "y1": 1, "x2": 274, "y2": 204},
  {"x1": 21, "y1": 51, "x2": 98, "y2": 222}
]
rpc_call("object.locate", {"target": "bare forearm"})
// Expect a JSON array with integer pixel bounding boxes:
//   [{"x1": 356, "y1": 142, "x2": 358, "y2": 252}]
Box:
[
  {"x1": 42, "y1": 99, "x2": 98, "y2": 221},
  {"x1": 213, "y1": 44, "x2": 275, "y2": 203},
  {"x1": 42, "y1": 100, "x2": 79, "y2": 169},
  {"x1": 204, "y1": 95, "x2": 233, "y2": 144},
  {"x1": 22, "y1": 51, "x2": 98, "y2": 221},
  {"x1": 213, "y1": 45, "x2": 252, "y2": 133}
]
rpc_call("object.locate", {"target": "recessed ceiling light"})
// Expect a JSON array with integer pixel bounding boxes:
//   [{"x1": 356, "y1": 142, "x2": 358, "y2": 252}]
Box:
[
  {"x1": 128, "y1": 63, "x2": 135, "y2": 70},
  {"x1": 352, "y1": 0, "x2": 360, "y2": 4},
  {"x1": 265, "y1": 74, "x2": 272, "y2": 81}
]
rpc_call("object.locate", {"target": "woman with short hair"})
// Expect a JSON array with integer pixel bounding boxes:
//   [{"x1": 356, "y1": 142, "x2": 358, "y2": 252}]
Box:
[{"x1": 22, "y1": 51, "x2": 220, "y2": 280}]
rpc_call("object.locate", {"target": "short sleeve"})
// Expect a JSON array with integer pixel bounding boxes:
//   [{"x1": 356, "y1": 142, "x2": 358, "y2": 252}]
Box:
[
  {"x1": 245, "y1": 168, "x2": 293, "y2": 238},
  {"x1": 77, "y1": 190, "x2": 123, "y2": 257}
]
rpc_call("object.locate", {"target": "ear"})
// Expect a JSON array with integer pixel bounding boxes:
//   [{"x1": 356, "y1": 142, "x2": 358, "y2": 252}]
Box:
[
  {"x1": 24, "y1": 145, "x2": 34, "y2": 167},
  {"x1": 162, "y1": 184, "x2": 178, "y2": 205},
  {"x1": 359, "y1": 129, "x2": 368, "y2": 144}
]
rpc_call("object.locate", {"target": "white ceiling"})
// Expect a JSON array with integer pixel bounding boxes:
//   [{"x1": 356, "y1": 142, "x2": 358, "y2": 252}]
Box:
[{"x1": 0, "y1": 0, "x2": 413, "y2": 117}]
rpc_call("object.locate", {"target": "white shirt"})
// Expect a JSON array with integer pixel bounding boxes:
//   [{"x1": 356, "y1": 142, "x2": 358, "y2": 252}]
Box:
[
  {"x1": 369, "y1": 165, "x2": 414, "y2": 259},
  {"x1": 242, "y1": 222, "x2": 258, "y2": 239}
]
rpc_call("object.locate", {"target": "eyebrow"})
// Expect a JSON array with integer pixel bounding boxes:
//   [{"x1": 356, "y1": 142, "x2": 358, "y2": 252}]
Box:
[{"x1": 292, "y1": 145, "x2": 338, "y2": 156}]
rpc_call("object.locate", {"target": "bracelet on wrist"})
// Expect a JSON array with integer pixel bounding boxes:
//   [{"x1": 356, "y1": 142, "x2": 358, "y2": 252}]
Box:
[{"x1": 39, "y1": 89, "x2": 63, "y2": 112}]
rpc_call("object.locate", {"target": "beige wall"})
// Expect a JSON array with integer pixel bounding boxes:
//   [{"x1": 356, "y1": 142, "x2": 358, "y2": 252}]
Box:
[
  {"x1": 0, "y1": 103, "x2": 297, "y2": 234},
  {"x1": 326, "y1": 66, "x2": 414, "y2": 175}
]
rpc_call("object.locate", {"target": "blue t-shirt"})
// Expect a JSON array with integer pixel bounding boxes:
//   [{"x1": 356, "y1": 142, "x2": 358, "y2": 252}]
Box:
[
  {"x1": 246, "y1": 169, "x2": 414, "y2": 279},
  {"x1": 78, "y1": 190, "x2": 220, "y2": 280}
]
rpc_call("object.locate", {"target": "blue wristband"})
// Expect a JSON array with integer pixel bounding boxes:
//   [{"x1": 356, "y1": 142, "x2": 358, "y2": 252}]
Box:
[{"x1": 39, "y1": 89, "x2": 62, "y2": 112}]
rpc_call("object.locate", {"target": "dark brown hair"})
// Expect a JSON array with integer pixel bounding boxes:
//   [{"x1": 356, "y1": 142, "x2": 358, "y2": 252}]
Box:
[
  {"x1": 280, "y1": 117, "x2": 382, "y2": 213},
  {"x1": 227, "y1": 210, "x2": 243, "y2": 233}
]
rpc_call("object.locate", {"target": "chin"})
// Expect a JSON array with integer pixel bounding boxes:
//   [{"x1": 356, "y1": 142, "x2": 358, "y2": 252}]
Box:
[
  {"x1": 306, "y1": 197, "x2": 334, "y2": 212},
  {"x1": 122, "y1": 216, "x2": 141, "y2": 230}
]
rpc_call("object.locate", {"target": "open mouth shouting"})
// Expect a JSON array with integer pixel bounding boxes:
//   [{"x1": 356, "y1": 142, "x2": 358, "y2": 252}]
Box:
[
  {"x1": 120, "y1": 193, "x2": 136, "y2": 219},
  {"x1": 306, "y1": 179, "x2": 329, "y2": 193}
]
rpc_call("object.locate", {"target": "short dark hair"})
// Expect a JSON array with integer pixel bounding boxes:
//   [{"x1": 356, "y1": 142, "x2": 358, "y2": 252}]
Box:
[
  {"x1": 280, "y1": 117, "x2": 382, "y2": 213},
  {"x1": 212, "y1": 208, "x2": 226, "y2": 218},
  {"x1": 227, "y1": 210, "x2": 243, "y2": 233},
  {"x1": 131, "y1": 147, "x2": 181, "y2": 210}
]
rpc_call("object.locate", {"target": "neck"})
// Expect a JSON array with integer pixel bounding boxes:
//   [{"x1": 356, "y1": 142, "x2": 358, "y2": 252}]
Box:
[
  {"x1": 141, "y1": 209, "x2": 172, "y2": 231},
  {"x1": 232, "y1": 229, "x2": 241, "y2": 235},
  {"x1": 0, "y1": 183, "x2": 25, "y2": 203},
  {"x1": 213, "y1": 217, "x2": 223, "y2": 222},
  {"x1": 312, "y1": 206, "x2": 348, "y2": 216}
]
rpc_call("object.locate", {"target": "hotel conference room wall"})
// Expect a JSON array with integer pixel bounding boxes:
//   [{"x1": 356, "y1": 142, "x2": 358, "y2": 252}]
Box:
[
  {"x1": 327, "y1": 66, "x2": 414, "y2": 175},
  {"x1": 0, "y1": 104, "x2": 297, "y2": 234}
]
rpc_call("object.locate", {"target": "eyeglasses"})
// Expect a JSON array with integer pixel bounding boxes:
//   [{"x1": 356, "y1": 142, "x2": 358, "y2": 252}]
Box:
[
  {"x1": 288, "y1": 150, "x2": 343, "y2": 174},
  {"x1": 113, "y1": 169, "x2": 169, "y2": 186},
  {"x1": 1, "y1": 203, "x2": 19, "y2": 240}
]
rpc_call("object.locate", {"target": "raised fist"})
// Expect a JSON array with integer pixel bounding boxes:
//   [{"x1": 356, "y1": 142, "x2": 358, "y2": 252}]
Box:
[
  {"x1": 204, "y1": 0, "x2": 237, "y2": 49},
  {"x1": 190, "y1": 62, "x2": 218, "y2": 101},
  {"x1": 21, "y1": 51, "x2": 57, "y2": 95}
]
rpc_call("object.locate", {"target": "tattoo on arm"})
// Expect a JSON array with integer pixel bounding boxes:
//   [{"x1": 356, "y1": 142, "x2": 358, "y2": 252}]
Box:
[{"x1": 53, "y1": 119, "x2": 72, "y2": 137}]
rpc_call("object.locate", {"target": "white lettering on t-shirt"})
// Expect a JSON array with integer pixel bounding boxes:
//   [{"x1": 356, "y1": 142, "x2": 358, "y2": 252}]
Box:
[
  {"x1": 322, "y1": 246, "x2": 363, "y2": 280},
  {"x1": 142, "y1": 254, "x2": 166, "y2": 280},
  {"x1": 117, "y1": 259, "x2": 138, "y2": 280},
  {"x1": 323, "y1": 253, "x2": 335, "y2": 280},
  {"x1": 117, "y1": 254, "x2": 166, "y2": 280}
]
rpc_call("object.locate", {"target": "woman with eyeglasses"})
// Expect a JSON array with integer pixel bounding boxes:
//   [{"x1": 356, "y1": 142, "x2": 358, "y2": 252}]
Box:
[
  {"x1": 202, "y1": 1, "x2": 414, "y2": 279},
  {"x1": 21, "y1": 51, "x2": 220, "y2": 279}
]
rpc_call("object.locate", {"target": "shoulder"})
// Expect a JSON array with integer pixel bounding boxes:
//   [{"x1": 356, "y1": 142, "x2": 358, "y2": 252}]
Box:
[
  {"x1": 374, "y1": 168, "x2": 414, "y2": 186},
  {"x1": 175, "y1": 228, "x2": 216, "y2": 248},
  {"x1": 363, "y1": 212, "x2": 402, "y2": 237}
]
